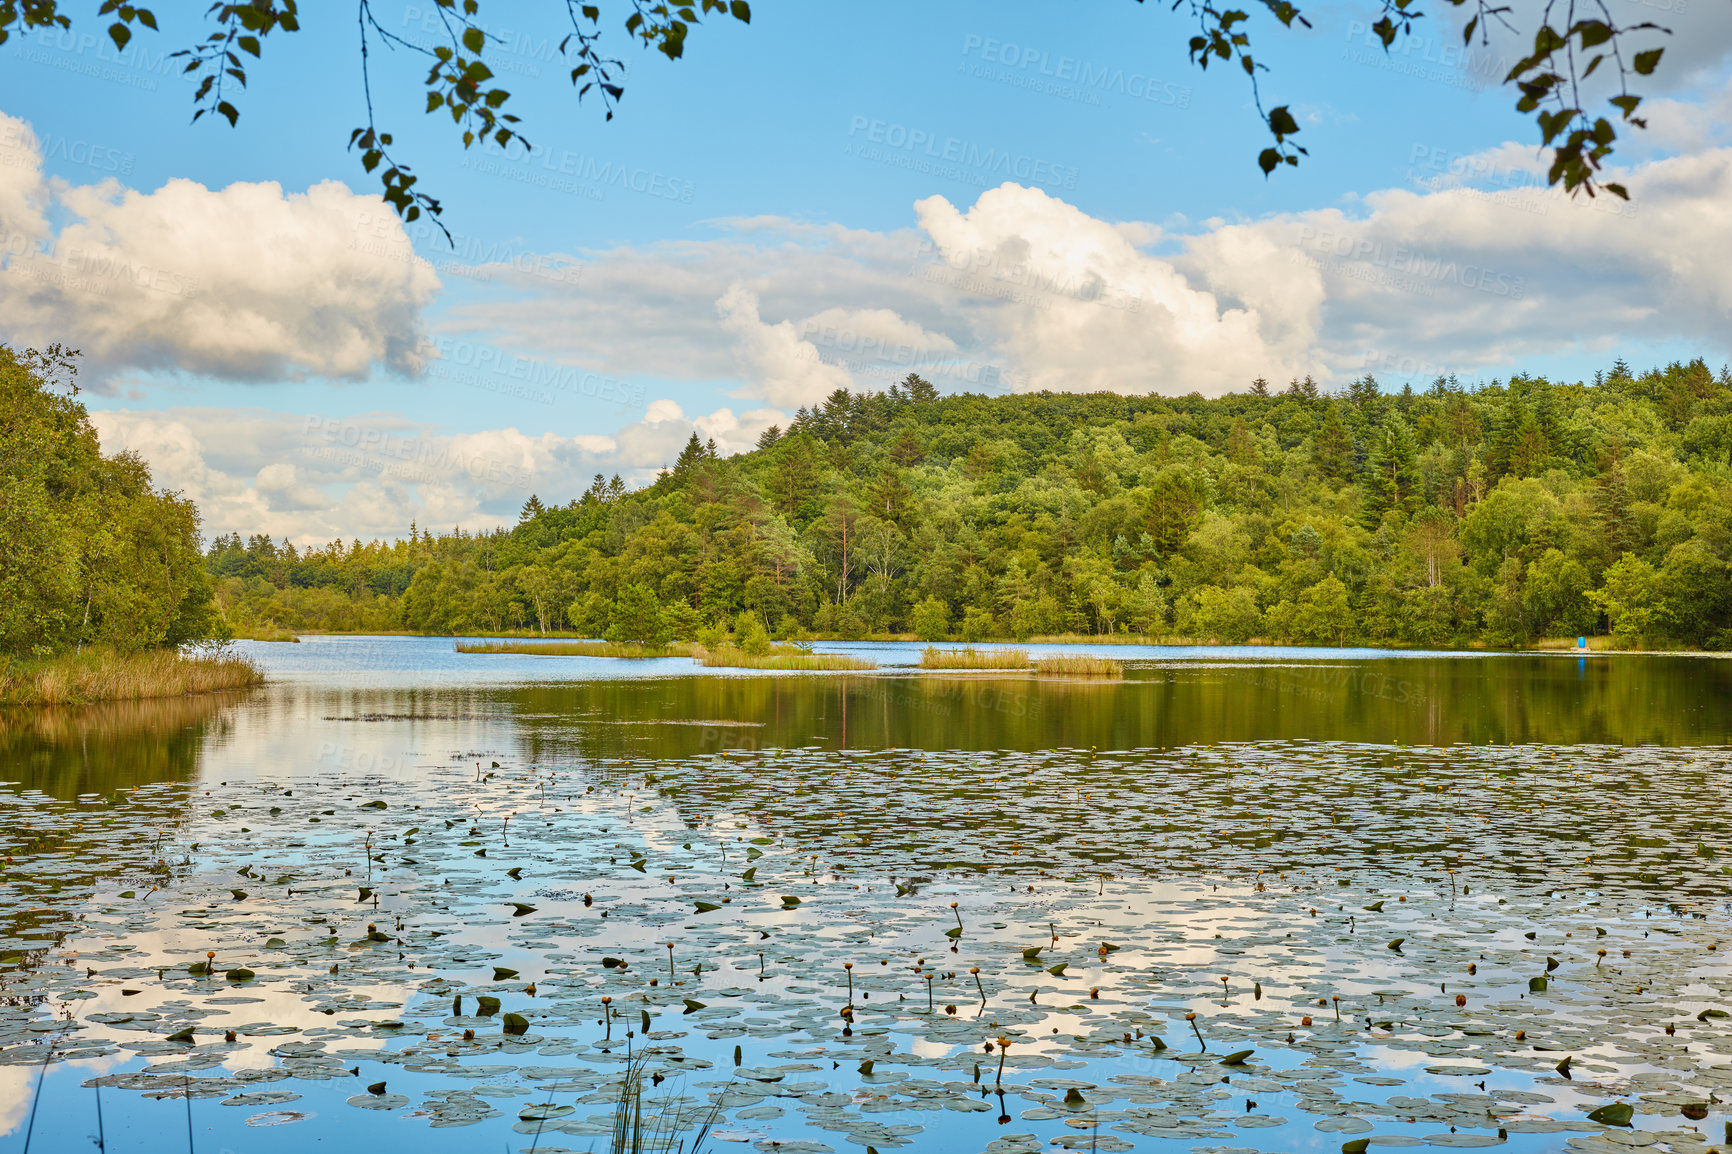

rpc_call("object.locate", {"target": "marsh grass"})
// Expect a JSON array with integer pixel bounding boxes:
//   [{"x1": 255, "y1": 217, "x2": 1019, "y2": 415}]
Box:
[
  {"x1": 699, "y1": 646, "x2": 876, "y2": 671},
  {"x1": 1032, "y1": 653, "x2": 1124, "y2": 677},
  {"x1": 602, "y1": 1052, "x2": 725, "y2": 1154},
  {"x1": 456, "y1": 640, "x2": 703, "y2": 659},
  {"x1": 919, "y1": 646, "x2": 1030, "y2": 670},
  {"x1": 227, "y1": 625, "x2": 299, "y2": 642},
  {"x1": 0, "y1": 649, "x2": 264, "y2": 706}
]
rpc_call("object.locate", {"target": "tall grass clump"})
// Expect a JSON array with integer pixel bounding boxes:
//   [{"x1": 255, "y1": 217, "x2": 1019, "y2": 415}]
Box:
[
  {"x1": 0, "y1": 649, "x2": 264, "y2": 706},
  {"x1": 1032, "y1": 653, "x2": 1124, "y2": 677},
  {"x1": 919, "y1": 646, "x2": 1030, "y2": 670},
  {"x1": 699, "y1": 647, "x2": 876, "y2": 671},
  {"x1": 600, "y1": 1052, "x2": 725, "y2": 1154}
]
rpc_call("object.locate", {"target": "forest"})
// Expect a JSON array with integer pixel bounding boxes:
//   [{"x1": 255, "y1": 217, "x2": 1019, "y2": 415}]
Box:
[
  {"x1": 208, "y1": 360, "x2": 1732, "y2": 650},
  {"x1": 2, "y1": 345, "x2": 221, "y2": 659}
]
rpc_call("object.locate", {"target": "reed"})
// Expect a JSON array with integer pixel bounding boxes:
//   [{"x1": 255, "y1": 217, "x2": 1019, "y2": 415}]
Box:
[
  {"x1": 698, "y1": 647, "x2": 876, "y2": 671},
  {"x1": 1031, "y1": 653, "x2": 1124, "y2": 677},
  {"x1": 0, "y1": 649, "x2": 264, "y2": 706},
  {"x1": 918, "y1": 646, "x2": 1030, "y2": 670},
  {"x1": 455, "y1": 639, "x2": 702, "y2": 658}
]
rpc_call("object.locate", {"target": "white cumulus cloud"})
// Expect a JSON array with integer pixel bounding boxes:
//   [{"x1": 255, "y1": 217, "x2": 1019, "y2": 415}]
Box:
[{"x1": 0, "y1": 111, "x2": 439, "y2": 382}]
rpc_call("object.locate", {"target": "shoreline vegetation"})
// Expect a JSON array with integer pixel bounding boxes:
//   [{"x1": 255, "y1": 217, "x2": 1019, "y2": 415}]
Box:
[
  {"x1": 6, "y1": 346, "x2": 260, "y2": 707},
  {"x1": 920, "y1": 645, "x2": 1031, "y2": 669},
  {"x1": 0, "y1": 648, "x2": 265, "y2": 706},
  {"x1": 456, "y1": 638, "x2": 877, "y2": 670}
]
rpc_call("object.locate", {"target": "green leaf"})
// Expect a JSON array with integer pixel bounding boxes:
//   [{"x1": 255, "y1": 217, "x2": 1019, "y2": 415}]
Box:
[
  {"x1": 225, "y1": 967, "x2": 255, "y2": 982},
  {"x1": 1586, "y1": 1101, "x2": 1631, "y2": 1126},
  {"x1": 502, "y1": 1012, "x2": 529, "y2": 1035},
  {"x1": 1529, "y1": 976, "x2": 1548, "y2": 992},
  {"x1": 108, "y1": 23, "x2": 130, "y2": 50},
  {"x1": 682, "y1": 998, "x2": 707, "y2": 1013},
  {"x1": 695, "y1": 900, "x2": 721, "y2": 912},
  {"x1": 492, "y1": 967, "x2": 519, "y2": 981},
  {"x1": 1387, "y1": 938, "x2": 1405, "y2": 951},
  {"x1": 1218, "y1": 1048, "x2": 1254, "y2": 1065},
  {"x1": 780, "y1": 895, "x2": 801, "y2": 909},
  {"x1": 462, "y1": 26, "x2": 484, "y2": 53},
  {"x1": 1363, "y1": 901, "x2": 1383, "y2": 912},
  {"x1": 1633, "y1": 47, "x2": 1663, "y2": 74},
  {"x1": 731, "y1": 0, "x2": 750, "y2": 20}
]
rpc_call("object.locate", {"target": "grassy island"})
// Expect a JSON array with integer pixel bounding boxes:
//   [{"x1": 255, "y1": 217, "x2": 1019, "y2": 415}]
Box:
[{"x1": 0, "y1": 649, "x2": 263, "y2": 706}]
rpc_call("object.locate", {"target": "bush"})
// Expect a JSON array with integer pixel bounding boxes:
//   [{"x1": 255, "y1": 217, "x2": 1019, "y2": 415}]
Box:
[
  {"x1": 911, "y1": 597, "x2": 950, "y2": 641},
  {"x1": 958, "y1": 607, "x2": 995, "y2": 642}
]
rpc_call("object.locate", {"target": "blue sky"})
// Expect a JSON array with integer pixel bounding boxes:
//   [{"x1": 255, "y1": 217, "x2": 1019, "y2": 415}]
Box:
[{"x1": 2, "y1": 1, "x2": 1729, "y2": 542}]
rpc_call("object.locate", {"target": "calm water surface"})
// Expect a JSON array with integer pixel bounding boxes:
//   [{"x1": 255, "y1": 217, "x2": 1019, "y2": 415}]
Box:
[{"x1": 2, "y1": 638, "x2": 1729, "y2": 1154}]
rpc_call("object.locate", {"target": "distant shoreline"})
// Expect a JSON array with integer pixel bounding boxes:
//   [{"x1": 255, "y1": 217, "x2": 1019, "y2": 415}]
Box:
[{"x1": 232, "y1": 629, "x2": 1727, "y2": 656}]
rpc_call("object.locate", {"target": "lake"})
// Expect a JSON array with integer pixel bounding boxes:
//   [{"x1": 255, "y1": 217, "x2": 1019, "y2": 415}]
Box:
[{"x1": 2, "y1": 636, "x2": 1729, "y2": 1154}]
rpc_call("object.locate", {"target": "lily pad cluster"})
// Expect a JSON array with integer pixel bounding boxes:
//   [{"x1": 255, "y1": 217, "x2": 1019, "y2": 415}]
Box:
[{"x1": 0, "y1": 715, "x2": 1728, "y2": 1154}]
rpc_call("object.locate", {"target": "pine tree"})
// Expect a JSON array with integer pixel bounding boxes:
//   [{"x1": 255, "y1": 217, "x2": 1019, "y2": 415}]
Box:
[
  {"x1": 902, "y1": 373, "x2": 938, "y2": 405},
  {"x1": 1347, "y1": 374, "x2": 1379, "y2": 407},
  {"x1": 1360, "y1": 422, "x2": 1419, "y2": 528},
  {"x1": 1313, "y1": 403, "x2": 1353, "y2": 482}
]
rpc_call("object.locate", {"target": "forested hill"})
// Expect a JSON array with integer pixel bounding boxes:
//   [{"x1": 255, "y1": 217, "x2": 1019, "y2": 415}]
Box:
[{"x1": 210, "y1": 361, "x2": 1732, "y2": 649}]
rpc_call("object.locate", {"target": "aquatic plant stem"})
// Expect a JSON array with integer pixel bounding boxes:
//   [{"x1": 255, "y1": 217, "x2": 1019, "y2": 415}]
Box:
[
  {"x1": 184, "y1": 1073, "x2": 195, "y2": 1154},
  {"x1": 20, "y1": 1041, "x2": 53, "y2": 1154}
]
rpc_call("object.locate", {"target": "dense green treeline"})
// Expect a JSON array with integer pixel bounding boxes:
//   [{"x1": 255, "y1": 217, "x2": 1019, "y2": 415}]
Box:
[
  {"x1": 2, "y1": 346, "x2": 221, "y2": 658},
  {"x1": 213, "y1": 359, "x2": 1732, "y2": 649}
]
